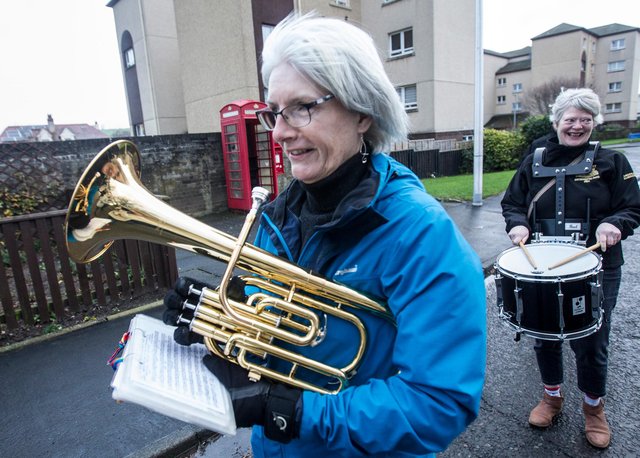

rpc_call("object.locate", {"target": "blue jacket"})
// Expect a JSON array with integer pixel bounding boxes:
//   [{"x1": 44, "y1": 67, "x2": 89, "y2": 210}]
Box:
[{"x1": 250, "y1": 153, "x2": 486, "y2": 457}]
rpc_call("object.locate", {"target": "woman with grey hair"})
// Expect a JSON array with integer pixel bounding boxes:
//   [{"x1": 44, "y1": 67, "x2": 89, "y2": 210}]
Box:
[
  {"x1": 502, "y1": 87, "x2": 640, "y2": 448},
  {"x1": 164, "y1": 11, "x2": 486, "y2": 458}
]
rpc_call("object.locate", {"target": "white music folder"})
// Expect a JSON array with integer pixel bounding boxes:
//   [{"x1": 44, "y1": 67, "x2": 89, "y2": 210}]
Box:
[{"x1": 110, "y1": 314, "x2": 236, "y2": 436}]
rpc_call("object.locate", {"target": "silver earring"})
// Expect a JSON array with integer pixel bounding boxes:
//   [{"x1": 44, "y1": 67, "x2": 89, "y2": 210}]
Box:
[{"x1": 359, "y1": 135, "x2": 369, "y2": 164}]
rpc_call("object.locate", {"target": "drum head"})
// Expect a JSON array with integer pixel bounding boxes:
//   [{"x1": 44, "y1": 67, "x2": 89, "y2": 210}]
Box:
[{"x1": 496, "y1": 243, "x2": 601, "y2": 281}]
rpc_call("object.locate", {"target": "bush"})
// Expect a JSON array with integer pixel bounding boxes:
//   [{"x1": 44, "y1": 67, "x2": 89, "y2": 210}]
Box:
[
  {"x1": 459, "y1": 148, "x2": 474, "y2": 174},
  {"x1": 520, "y1": 115, "x2": 553, "y2": 146},
  {"x1": 483, "y1": 129, "x2": 526, "y2": 172},
  {"x1": 0, "y1": 188, "x2": 48, "y2": 217},
  {"x1": 592, "y1": 123, "x2": 630, "y2": 141}
]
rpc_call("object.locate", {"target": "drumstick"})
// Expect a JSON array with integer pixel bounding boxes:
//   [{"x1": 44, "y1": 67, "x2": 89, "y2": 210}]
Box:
[
  {"x1": 518, "y1": 241, "x2": 538, "y2": 269},
  {"x1": 548, "y1": 242, "x2": 601, "y2": 270}
]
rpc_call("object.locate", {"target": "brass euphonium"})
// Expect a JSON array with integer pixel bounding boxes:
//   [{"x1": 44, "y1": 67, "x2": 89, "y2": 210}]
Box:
[{"x1": 65, "y1": 140, "x2": 393, "y2": 394}]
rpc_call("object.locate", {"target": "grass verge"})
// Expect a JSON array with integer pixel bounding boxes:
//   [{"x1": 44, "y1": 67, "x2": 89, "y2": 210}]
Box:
[{"x1": 422, "y1": 170, "x2": 516, "y2": 202}]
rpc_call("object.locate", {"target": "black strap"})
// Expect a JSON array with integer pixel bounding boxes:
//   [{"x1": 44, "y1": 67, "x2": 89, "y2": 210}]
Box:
[{"x1": 264, "y1": 384, "x2": 302, "y2": 443}]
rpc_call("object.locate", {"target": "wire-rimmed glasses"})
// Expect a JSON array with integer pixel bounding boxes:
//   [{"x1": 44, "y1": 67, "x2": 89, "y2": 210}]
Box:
[{"x1": 256, "y1": 95, "x2": 334, "y2": 131}]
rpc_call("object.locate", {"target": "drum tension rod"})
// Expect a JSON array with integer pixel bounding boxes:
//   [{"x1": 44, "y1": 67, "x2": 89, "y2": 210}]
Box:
[{"x1": 556, "y1": 283, "x2": 565, "y2": 339}]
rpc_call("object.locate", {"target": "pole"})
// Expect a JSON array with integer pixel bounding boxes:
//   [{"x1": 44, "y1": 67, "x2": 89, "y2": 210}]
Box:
[
  {"x1": 512, "y1": 92, "x2": 518, "y2": 130},
  {"x1": 472, "y1": 0, "x2": 484, "y2": 206}
]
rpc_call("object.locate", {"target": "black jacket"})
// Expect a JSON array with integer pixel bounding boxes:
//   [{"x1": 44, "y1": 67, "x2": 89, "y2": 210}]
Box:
[{"x1": 501, "y1": 135, "x2": 640, "y2": 268}]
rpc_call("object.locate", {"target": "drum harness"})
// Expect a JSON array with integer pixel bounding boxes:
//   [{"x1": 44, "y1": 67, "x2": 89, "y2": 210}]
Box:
[{"x1": 527, "y1": 141, "x2": 599, "y2": 245}]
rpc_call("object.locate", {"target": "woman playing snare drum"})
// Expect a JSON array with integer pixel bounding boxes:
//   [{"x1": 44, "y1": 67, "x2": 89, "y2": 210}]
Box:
[{"x1": 501, "y1": 88, "x2": 640, "y2": 449}]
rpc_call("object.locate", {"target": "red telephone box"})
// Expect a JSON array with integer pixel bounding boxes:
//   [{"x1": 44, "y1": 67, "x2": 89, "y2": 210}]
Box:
[{"x1": 220, "y1": 100, "x2": 283, "y2": 211}]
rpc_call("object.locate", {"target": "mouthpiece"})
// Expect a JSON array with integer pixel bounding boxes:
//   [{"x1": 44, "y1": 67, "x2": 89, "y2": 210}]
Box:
[{"x1": 251, "y1": 187, "x2": 270, "y2": 210}]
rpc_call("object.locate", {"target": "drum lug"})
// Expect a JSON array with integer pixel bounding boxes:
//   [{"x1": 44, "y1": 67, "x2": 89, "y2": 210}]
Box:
[
  {"x1": 494, "y1": 274, "x2": 503, "y2": 307},
  {"x1": 514, "y1": 280, "x2": 523, "y2": 324},
  {"x1": 590, "y1": 270, "x2": 604, "y2": 321},
  {"x1": 556, "y1": 282, "x2": 565, "y2": 339}
]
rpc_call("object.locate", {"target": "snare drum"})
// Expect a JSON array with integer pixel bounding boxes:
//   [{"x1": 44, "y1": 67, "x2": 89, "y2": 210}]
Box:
[{"x1": 494, "y1": 242, "x2": 603, "y2": 341}]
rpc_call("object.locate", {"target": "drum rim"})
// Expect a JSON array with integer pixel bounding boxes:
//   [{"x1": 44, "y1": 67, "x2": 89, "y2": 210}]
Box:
[
  {"x1": 498, "y1": 306, "x2": 603, "y2": 341},
  {"x1": 495, "y1": 243, "x2": 602, "y2": 282}
]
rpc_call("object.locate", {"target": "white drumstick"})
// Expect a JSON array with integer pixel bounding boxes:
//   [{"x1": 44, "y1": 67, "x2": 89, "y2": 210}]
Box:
[
  {"x1": 518, "y1": 241, "x2": 538, "y2": 270},
  {"x1": 548, "y1": 243, "x2": 601, "y2": 270}
]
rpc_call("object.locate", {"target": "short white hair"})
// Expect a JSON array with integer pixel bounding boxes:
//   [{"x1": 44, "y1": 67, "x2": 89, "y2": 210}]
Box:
[
  {"x1": 550, "y1": 88, "x2": 604, "y2": 125},
  {"x1": 261, "y1": 12, "x2": 408, "y2": 152}
]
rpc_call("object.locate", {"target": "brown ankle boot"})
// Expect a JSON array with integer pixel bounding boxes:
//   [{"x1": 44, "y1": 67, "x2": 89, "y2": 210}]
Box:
[
  {"x1": 528, "y1": 392, "x2": 563, "y2": 427},
  {"x1": 583, "y1": 399, "x2": 610, "y2": 449}
]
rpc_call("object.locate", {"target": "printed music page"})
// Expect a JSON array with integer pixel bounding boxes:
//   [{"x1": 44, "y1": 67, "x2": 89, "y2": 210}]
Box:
[{"x1": 110, "y1": 314, "x2": 236, "y2": 435}]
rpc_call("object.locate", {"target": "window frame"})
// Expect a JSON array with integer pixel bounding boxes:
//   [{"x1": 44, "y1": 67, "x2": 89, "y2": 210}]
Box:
[
  {"x1": 396, "y1": 84, "x2": 417, "y2": 111},
  {"x1": 605, "y1": 102, "x2": 622, "y2": 113},
  {"x1": 389, "y1": 28, "x2": 414, "y2": 58},
  {"x1": 608, "y1": 81, "x2": 622, "y2": 93},
  {"x1": 607, "y1": 60, "x2": 625, "y2": 72},
  {"x1": 610, "y1": 38, "x2": 625, "y2": 51},
  {"x1": 124, "y1": 47, "x2": 135, "y2": 69},
  {"x1": 134, "y1": 123, "x2": 145, "y2": 136}
]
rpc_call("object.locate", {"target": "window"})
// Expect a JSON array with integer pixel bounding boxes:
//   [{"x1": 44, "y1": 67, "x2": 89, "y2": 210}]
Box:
[
  {"x1": 497, "y1": 95, "x2": 506, "y2": 104},
  {"x1": 611, "y1": 38, "x2": 625, "y2": 51},
  {"x1": 497, "y1": 77, "x2": 506, "y2": 87},
  {"x1": 512, "y1": 83, "x2": 522, "y2": 93},
  {"x1": 396, "y1": 85, "x2": 417, "y2": 110},
  {"x1": 134, "y1": 123, "x2": 145, "y2": 136},
  {"x1": 124, "y1": 47, "x2": 135, "y2": 68},
  {"x1": 512, "y1": 102, "x2": 522, "y2": 112},
  {"x1": 262, "y1": 24, "x2": 274, "y2": 43},
  {"x1": 608, "y1": 60, "x2": 625, "y2": 72},
  {"x1": 605, "y1": 103, "x2": 622, "y2": 113},
  {"x1": 334, "y1": 0, "x2": 350, "y2": 6},
  {"x1": 389, "y1": 28, "x2": 413, "y2": 57},
  {"x1": 462, "y1": 134, "x2": 473, "y2": 141},
  {"x1": 608, "y1": 82, "x2": 622, "y2": 92}
]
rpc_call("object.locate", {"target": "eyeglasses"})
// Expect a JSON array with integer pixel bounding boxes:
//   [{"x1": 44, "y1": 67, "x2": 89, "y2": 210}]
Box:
[
  {"x1": 561, "y1": 117, "x2": 593, "y2": 126},
  {"x1": 256, "y1": 95, "x2": 334, "y2": 131}
]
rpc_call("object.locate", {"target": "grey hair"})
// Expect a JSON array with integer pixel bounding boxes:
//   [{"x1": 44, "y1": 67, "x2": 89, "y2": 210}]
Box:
[
  {"x1": 261, "y1": 12, "x2": 408, "y2": 153},
  {"x1": 550, "y1": 88, "x2": 604, "y2": 125}
]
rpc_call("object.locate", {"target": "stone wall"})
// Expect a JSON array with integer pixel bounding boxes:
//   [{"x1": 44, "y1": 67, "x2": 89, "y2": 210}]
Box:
[{"x1": 0, "y1": 133, "x2": 228, "y2": 217}]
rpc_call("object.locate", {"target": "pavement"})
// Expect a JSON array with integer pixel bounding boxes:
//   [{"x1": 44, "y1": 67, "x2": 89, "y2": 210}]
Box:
[{"x1": 1, "y1": 143, "x2": 639, "y2": 458}]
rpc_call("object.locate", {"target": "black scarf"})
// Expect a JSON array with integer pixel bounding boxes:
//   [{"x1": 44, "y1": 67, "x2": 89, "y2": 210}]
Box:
[{"x1": 298, "y1": 152, "x2": 369, "y2": 246}]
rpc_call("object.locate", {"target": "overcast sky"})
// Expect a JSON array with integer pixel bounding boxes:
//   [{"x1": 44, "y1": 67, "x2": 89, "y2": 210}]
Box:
[{"x1": 1, "y1": 0, "x2": 639, "y2": 132}]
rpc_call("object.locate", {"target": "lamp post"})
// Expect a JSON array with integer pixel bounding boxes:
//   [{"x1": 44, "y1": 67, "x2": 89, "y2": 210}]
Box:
[{"x1": 472, "y1": 0, "x2": 483, "y2": 206}]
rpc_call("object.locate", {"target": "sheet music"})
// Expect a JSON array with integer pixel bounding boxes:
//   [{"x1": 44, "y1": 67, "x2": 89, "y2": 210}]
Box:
[{"x1": 110, "y1": 314, "x2": 236, "y2": 435}]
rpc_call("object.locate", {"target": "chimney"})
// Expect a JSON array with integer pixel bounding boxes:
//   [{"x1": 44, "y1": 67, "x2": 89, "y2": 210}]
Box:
[
  {"x1": 47, "y1": 114, "x2": 55, "y2": 133},
  {"x1": 46, "y1": 114, "x2": 59, "y2": 141}
]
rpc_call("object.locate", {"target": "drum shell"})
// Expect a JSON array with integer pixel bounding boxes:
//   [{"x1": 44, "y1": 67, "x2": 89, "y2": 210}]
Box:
[{"x1": 495, "y1": 243, "x2": 603, "y2": 340}]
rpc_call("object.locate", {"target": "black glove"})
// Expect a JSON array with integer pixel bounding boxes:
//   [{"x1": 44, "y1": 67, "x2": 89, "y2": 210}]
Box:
[
  {"x1": 203, "y1": 354, "x2": 302, "y2": 443},
  {"x1": 162, "y1": 276, "x2": 207, "y2": 346},
  {"x1": 163, "y1": 275, "x2": 249, "y2": 346}
]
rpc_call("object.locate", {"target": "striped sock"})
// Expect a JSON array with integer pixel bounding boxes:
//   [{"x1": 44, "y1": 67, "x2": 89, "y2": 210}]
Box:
[{"x1": 544, "y1": 385, "x2": 562, "y2": 397}]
